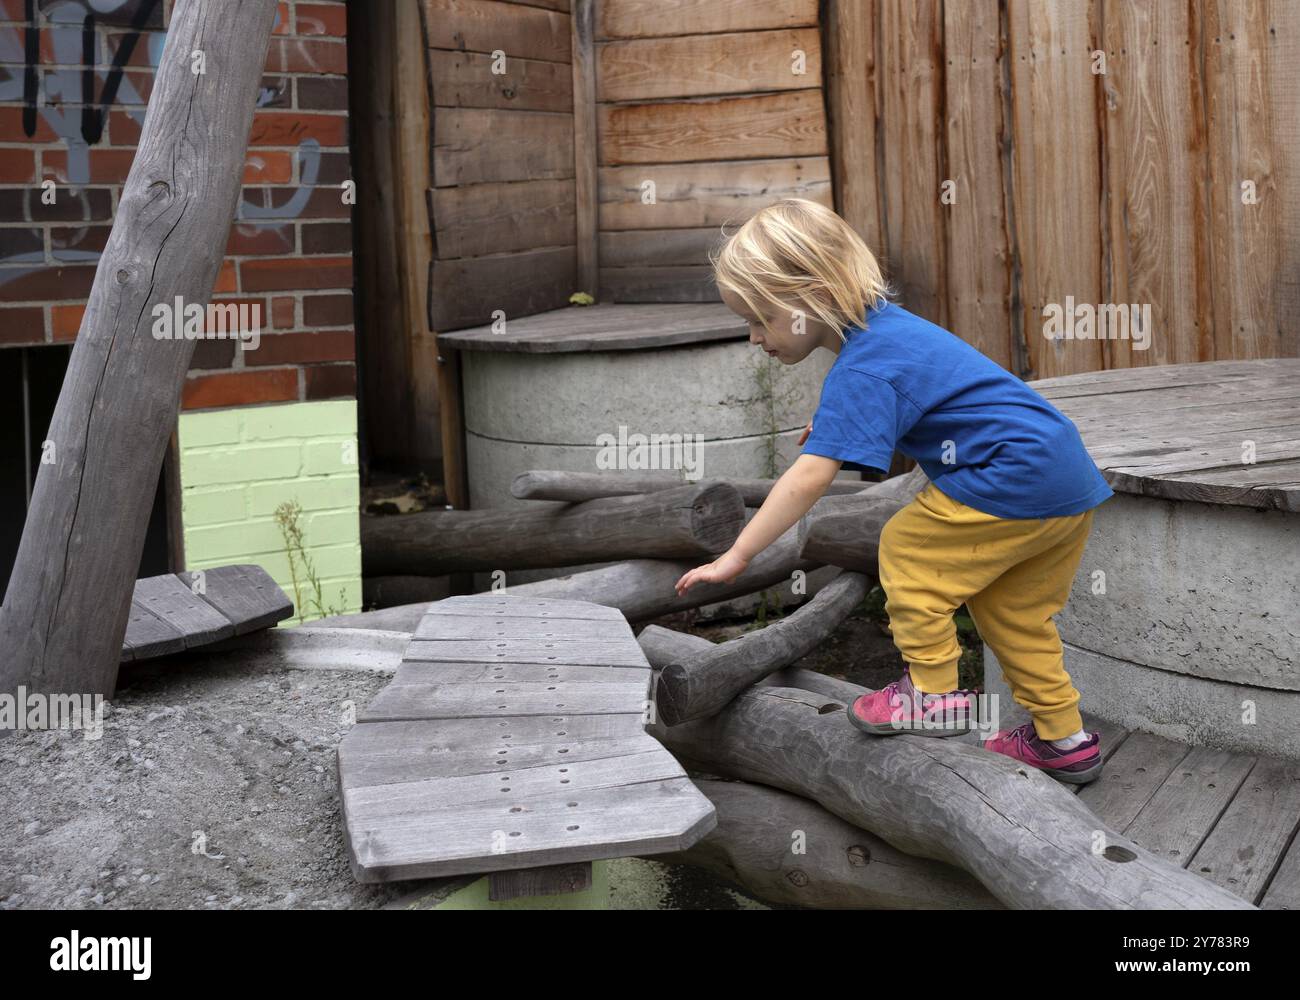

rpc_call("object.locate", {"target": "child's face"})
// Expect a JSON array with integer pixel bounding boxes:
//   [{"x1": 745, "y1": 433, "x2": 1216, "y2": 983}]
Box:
[{"x1": 719, "y1": 286, "x2": 836, "y2": 363}]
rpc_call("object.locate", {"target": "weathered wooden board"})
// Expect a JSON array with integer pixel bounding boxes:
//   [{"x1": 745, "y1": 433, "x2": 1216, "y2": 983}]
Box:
[
  {"x1": 824, "y1": 0, "x2": 881, "y2": 254},
  {"x1": 598, "y1": 90, "x2": 826, "y2": 166},
  {"x1": 571, "y1": 0, "x2": 599, "y2": 294},
  {"x1": 599, "y1": 266, "x2": 719, "y2": 302},
  {"x1": 595, "y1": 0, "x2": 818, "y2": 40},
  {"x1": 429, "y1": 179, "x2": 576, "y2": 258},
  {"x1": 1076, "y1": 731, "x2": 1192, "y2": 831},
  {"x1": 424, "y1": 0, "x2": 571, "y2": 63},
  {"x1": 122, "y1": 566, "x2": 292, "y2": 663},
  {"x1": 597, "y1": 29, "x2": 821, "y2": 103},
  {"x1": 437, "y1": 301, "x2": 745, "y2": 352},
  {"x1": 598, "y1": 157, "x2": 832, "y2": 230},
  {"x1": 338, "y1": 594, "x2": 716, "y2": 882},
  {"x1": 428, "y1": 49, "x2": 574, "y2": 112},
  {"x1": 432, "y1": 108, "x2": 574, "y2": 187},
  {"x1": 598, "y1": 228, "x2": 723, "y2": 267},
  {"x1": 428, "y1": 246, "x2": 575, "y2": 331}
]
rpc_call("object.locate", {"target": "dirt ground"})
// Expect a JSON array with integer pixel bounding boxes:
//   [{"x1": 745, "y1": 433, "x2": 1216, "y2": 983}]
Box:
[{"x1": 0, "y1": 584, "x2": 979, "y2": 910}]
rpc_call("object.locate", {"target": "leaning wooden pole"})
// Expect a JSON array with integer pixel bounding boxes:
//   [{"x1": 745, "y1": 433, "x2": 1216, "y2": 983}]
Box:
[{"x1": 0, "y1": 0, "x2": 280, "y2": 698}]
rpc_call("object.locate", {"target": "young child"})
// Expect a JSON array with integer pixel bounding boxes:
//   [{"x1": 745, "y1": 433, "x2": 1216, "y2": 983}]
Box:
[{"x1": 673, "y1": 198, "x2": 1113, "y2": 785}]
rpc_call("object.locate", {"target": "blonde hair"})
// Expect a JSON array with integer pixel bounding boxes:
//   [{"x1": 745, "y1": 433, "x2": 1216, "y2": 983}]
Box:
[{"x1": 710, "y1": 198, "x2": 893, "y2": 340}]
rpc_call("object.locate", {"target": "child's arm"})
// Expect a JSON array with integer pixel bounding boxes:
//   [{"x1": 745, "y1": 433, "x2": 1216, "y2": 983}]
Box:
[{"x1": 674, "y1": 453, "x2": 843, "y2": 595}]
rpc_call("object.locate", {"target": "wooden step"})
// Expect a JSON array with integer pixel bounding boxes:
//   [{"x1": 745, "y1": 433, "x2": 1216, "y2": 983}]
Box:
[
  {"x1": 120, "y1": 564, "x2": 293, "y2": 662},
  {"x1": 338, "y1": 594, "x2": 717, "y2": 882}
]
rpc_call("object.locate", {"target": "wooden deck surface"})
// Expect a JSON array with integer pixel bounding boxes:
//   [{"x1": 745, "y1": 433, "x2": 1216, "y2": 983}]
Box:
[
  {"x1": 337, "y1": 594, "x2": 716, "y2": 882},
  {"x1": 957, "y1": 701, "x2": 1300, "y2": 908},
  {"x1": 1034, "y1": 358, "x2": 1300, "y2": 510},
  {"x1": 436, "y1": 302, "x2": 745, "y2": 352}
]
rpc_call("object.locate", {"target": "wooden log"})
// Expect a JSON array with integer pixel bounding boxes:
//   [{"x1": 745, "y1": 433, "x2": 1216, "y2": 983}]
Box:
[
  {"x1": 646, "y1": 778, "x2": 1002, "y2": 909},
  {"x1": 650, "y1": 571, "x2": 872, "y2": 726},
  {"x1": 646, "y1": 686, "x2": 1254, "y2": 909},
  {"x1": 510, "y1": 468, "x2": 869, "y2": 505},
  {"x1": 0, "y1": 0, "x2": 280, "y2": 698},
  {"x1": 638, "y1": 623, "x2": 865, "y2": 706},
  {"x1": 361, "y1": 481, "x2": 745, "y2": 575},
  {"x1": 798, "y1": 466, "x2": 929, "y2": 573}
]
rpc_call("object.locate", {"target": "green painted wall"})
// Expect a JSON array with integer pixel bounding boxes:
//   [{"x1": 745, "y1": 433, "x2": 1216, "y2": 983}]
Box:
[{"x1": 178, "y1": 399, "x2": 362, "y2": 623}]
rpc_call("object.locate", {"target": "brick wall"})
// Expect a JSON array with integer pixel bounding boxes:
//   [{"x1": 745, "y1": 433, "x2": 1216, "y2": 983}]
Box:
[{"x1": 0, "y1": 0, "x2": 356, "y2": 409}]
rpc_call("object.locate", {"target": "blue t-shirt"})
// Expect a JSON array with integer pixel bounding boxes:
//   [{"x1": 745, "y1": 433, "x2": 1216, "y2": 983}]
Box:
[{"x1": 801, "y1": 301, "x2": 1114, "y2": 519}]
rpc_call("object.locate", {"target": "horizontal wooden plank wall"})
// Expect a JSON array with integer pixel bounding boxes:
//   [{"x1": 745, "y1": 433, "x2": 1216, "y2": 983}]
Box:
[
  {"x1": 423, "y1": 0, "x2": 579, "y2": 331},
  {"x1": 593, "y1": 0, "x2": 832, "y2": 302},
  {"x1": 829, "y1": 0, "x2": 1300, "y2": 378}
]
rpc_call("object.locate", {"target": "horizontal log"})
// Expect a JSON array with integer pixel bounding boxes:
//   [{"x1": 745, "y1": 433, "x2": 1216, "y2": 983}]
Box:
[
  {"x1": 510, "y1": 468, "x2": 869, "y2": 505},
  {"x1": 646, "y1": 686, "x2": 1254, "y2": 909},
  {"x1": 361, "y1": 481, "x2": 744, "y2": 575},
  {"x1": 646, "y1": 778, "x2": 1002, "y2": 909},
  {"x1": 798, "y1": 466, "x2": 929, "y2": 572},
  {"x1": 648, "y1": 571, "x2": 872, "y2": 725}
]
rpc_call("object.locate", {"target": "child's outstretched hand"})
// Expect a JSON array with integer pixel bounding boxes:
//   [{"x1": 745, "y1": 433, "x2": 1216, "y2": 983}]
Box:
[
  {"x1": 674, "y1": 549, "x2": 750, "y2": 596},
  {"x1": 798, "y1": 419, "x2": 813, "y2": 445}
]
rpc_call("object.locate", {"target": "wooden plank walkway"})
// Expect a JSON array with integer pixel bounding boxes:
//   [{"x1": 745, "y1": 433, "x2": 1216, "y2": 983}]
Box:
[
  {"x1": 1033, "y1": 358, "x2": 1300, "y2": 511},
  {"x1": 121, "y1": 564, "x2": 292, "y2": 662},
  {"x1": 958, "y1": 702, "x2": 1300, "y2": 908},
  {"x1": 337, "y1": 594, "x2": 717, "y2": 882}
]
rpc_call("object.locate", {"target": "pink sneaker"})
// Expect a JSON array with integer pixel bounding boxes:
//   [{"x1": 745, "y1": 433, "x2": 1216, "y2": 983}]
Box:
[
  {"x1": 846, "y1": 668, "x2": 976, "y2": 738},
  {"x1": 983, "y1": 722, "x2": 1103, "y2": 784}
]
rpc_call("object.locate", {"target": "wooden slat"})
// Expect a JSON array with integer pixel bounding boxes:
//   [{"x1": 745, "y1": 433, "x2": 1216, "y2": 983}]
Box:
[
  {"x1": 598, "y1": 90, "x2": 827, "y2": 165},
  {"x1": 429, "y1": 179, "x2": 576, "y2": 258},
  {"x1": 432, "y1": 108, "x2": 574, "y2": 187},
  {"x1": 1102, "y1": 0, "x2": 1211, "y2": 368},
  {"x1": 595, "y1": 0, "x2": 819, "y2": 40},
  {"x1": 1007, "y1": 0, "x2": 1104, "y2": 378},
  {"x1": 436, "y1": 301, "x2": 745, "y2": 352},
  {"x1": 824, "y1": 0, "x2": 882, "y2": 254},
  {"x1": 424, "y1": 595, "x2": 629, "y2": 619},
  {"x1": 389, "y1": 661, "x2": 647, "y2": 684},
  {"x1": 1260, "y1": 823, "x2": 1300, "y2": 909},
  {"x1": 414, "y1": 613, "x2": 631, "y2": 640},
  {"x1": 596, "y1": 28, "x2": 821, "y2": 102},
  {"x1": 599, "y1": 227, "x2": 722, "y2": 267},
  {"x1": 598, "y1": 157, "x2": 832, "y2": 230},
  {"x1": 1121, "y1": 748, "x2": 1257, "y2": 866},
  {"x1": 942, "y1": 0, "x2": 1012, "y2": 368},
  {"x1": 1264, "y1": 0, "x2": 1300, "y2": 359},
  {"x1": 361, "y1": 680, "x2": 650, "y2": 722},
  {"x1": 1187, "y1": 756, "x2": 1300, "y2": 904},
  {"x1": 132, "y1": 574, "x2": 234, "y2": 648},
  {"x1": 571, "y1": 0, "x2": 599, "y2": 294},
  {"x1": 1076, "y1": 732, "x2": 1191, "y2": 831},
  {"x1": 878, "y1": 0, "x2": 947, "y2": 328},
  {"x1": 428, "y1": 246, "x2": 575, "y2": 331},
  {"x1": 175, "y1": 564, "x2": 293, "y2": 635},
  {"x1": 428, "y1": 49, "x2": 574, "y2": 112},
  {"x1": 599, "y1": 266, "x2": 719, "y2": 303},
  {"x1": 423, "y1": 0, "x2": 571, "y2": 63},
  {"x1": 404, "y1": 637, "x2": 649, "y2": 666},
  {"x1": 120, "y1": 598, "x2": 187, "y2": 662},
  {"x1": 343, "y1": 777, "x2": 714, "y2": 879}
]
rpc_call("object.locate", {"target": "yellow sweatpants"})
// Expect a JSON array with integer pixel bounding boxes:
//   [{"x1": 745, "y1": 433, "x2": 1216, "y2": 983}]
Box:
[{"x1": 877, "y1": 480, "x2": 1094, "y2": 740}]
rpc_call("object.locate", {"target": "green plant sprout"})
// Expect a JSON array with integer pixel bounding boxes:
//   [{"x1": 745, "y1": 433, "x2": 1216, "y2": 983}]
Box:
[{"x1": 274, "y1": 499, "x2": 346, "y2": 624}]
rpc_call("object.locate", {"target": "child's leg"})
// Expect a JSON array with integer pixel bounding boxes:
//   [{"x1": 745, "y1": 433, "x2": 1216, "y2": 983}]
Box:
[
  {"x1": 877, "y1": 483, "x2": 1092, "y2": 698},
  {"x1": 964, "y1": 511, "x2": 1093, "y2": 741}
]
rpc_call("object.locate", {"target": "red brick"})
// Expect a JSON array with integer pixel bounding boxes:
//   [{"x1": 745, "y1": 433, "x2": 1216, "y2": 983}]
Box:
[
  {"x1": 301, "y1": 221, "x2": 350, "y2": 255},
  {"x1": 298, "y1": 149, "x2": 351, "y2": 185},
  {"x1": 0, "y1": 187, "x2": 113, "y2": 223},
  {"x1": 0, "y1": 265, "x2": 97, "y2": 303},
  {"x1": 302, "y1": 292, "x2": 352, "y2": 327},
  {"x1": 242, "y1": 150, "x2": 293, "y2": 184},
  {"x1": 266, "y1": 37, "x2": 347, "y2": 75},
  {"x1": 189, "y1": 337, "x2": 238, "y2": 371},
  {"x1": 237, "y1": 185, "x2": 351, "y2": 221},
  {"x1": 202, "y1": 297, "x2": 267, "y2": 335},
  {"x1": 214, "y1": 261, "x2": 238, "y2": 294},
  {"x1": 296, "y1": 3, "x2": 348, "y2": 38},
  {"x1": 271, "y1": 295, "x2": 296, "y2": 329},
  {"x1": 240, "y1": 256, "x2": 351, "y2": 293},
  {"x1": 0, "y1": 107, "x2": 58, "y2": 143},
  {"x1": 51, "y1": 303, "x2": 86, "y2": 341},
  {"x1": 0, "y1": 227, "x2": 42, "y2": 257},
  {"x1": 296, "y1": 76, "x2": 348, "y2": 110},
  {"x1": 43, "y1": 148, "x2": 138, "y2": 185},
  {"x1": 272, "y1": 1, "x2": 291, "y2": 34},
  {"x1": 108, "y1": 109, "x2": 143, "y2": 146},
  {"x1": 304, "y1": 362, "x2": 355, "y2": 400},
  {"x1": 226, "y1": 222, "x2": 295, "y2": 256},
  {"x1": 182, "y1": 368, "x2": 298, "y2": 410},
  {"x1": 0, "y1": 307, "x2": 46, "y2": 346},
  {"x1": 0, "y1": 148, "x2": 36, "y2": 183},
  {"x1": 245, "y1": 329, "x2": 354, "y2": 366},
  {"x1": 248, "y1": 111, "x2": 347, "y2": 148},
  {"x1": 51, "y1": 224, "x2": 111, "y2": 260},
  {"x1": 0, "y1": 0, "x2": 28, "y2": 20}
]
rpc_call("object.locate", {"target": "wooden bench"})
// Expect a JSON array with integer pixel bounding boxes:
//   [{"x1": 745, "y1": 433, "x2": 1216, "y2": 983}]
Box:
[
  {"x1": 337, "y1": 594, "x2": 716, "y2": 885},
  {"x1": 121, "y1": 564, "x2": 293, "y2": 662}
]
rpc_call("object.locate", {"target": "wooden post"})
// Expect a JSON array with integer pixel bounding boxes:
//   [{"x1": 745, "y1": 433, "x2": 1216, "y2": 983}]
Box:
[
  {"x1": 0, "y1": 0, "x2": 279, "y2": 697},
  {"x1": 571, "y1": 0, "x2": 599, "y2": 297}
]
